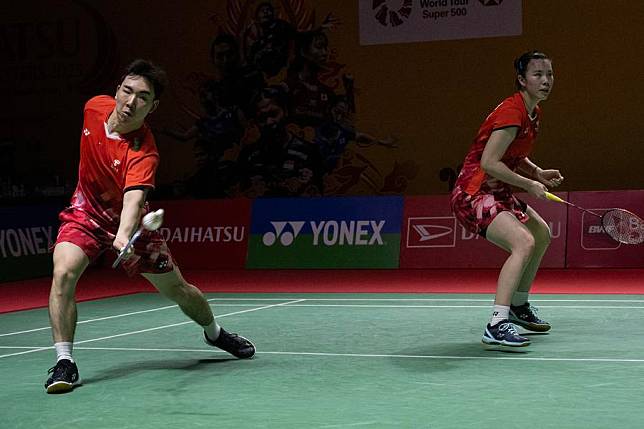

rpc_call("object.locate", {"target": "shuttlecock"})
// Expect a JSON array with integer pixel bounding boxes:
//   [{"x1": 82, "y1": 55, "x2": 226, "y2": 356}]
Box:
[{"x1": 142, "y1": 209, "x2": 164, "y2": 231}]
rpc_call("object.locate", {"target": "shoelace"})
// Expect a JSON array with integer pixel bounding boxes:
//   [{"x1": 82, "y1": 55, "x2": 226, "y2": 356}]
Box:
[
  {"x1": 225, "y1": 333, "x2": 250, "y2": 347},
  {"x1": 498, "y1": 322, "x2": 520, "y2": 336},
  {"x1": 47, "y1": 363, "x2": 69, "y2": 380}
]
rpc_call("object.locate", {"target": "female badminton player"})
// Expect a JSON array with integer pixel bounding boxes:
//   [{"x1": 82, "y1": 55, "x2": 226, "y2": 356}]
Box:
[{"x1": 450, "y1": 51, "x2": 564, "y2": 347}]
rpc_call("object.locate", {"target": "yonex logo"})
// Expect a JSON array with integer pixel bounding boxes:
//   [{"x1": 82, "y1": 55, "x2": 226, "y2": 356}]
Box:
[
  {"x1": 83, "y1": 128, "x2": 90, "y2": 136},
  {"x1": 263, "y1": 221, "x2": 305, "y2": 246},
  {"x1": 262, "y1": 220, "x2": 386, "y2": 247},
  {"x1": 373, "y1": 0, "x2": 413, "y2": 27}
]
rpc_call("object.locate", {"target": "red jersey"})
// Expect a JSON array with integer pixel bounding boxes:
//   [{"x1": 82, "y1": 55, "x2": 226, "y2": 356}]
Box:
[
  {"x1": 455, "y1": 92, "x2": 541, "y2": 195},
  {"x1": 69, "y1": 95, "x2": 159, "y2": 230}
]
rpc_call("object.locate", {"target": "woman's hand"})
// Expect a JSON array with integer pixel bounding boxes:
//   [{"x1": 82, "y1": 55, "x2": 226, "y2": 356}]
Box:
[
  {"x1": 537, "y1": 169, "x2": 564, "y2": 188},
  {"x1": 526, "y1": 180, "x2": 549, "y2": 199}
]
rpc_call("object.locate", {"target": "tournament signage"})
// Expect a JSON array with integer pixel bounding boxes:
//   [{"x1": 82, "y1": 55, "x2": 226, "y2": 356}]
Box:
[
  {"x1": 0, "y1": 204, "x2": 62, "y2": 282},
  {"x1": 359, "y1": 0, "x2": 522, "y2": 45},
  {"x1": 247, "y1": 196, "x2": 403, "y2": 268},
  {"x1": 400, "y1": 194, "x2": 567, "y2": 268},
  {"x1": 154, "y1": 199, "x2": 251, "y2": 269},
  {"x1": 565, "y1": 190, "x2": 644, "y2": 268}
]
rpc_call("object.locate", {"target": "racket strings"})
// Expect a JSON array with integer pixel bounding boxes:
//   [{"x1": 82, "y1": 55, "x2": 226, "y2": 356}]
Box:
[{"x1": 602, "y1": 209, "x2": 644, "y2": 245}]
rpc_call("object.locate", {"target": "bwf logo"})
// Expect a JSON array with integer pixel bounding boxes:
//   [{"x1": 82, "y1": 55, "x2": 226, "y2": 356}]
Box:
[
  {"x1": 406, "y1": 216, "x2": 456, "y2": 248},
  {"x1": 262, "y1": 220, "x2": 386, "y2": 247},
  {"x1": 581, "y1": 211, "x2": 620, "y2": 250},
  {"x1": 372, "y1": 0, "x2": 413, "y2": 27}
]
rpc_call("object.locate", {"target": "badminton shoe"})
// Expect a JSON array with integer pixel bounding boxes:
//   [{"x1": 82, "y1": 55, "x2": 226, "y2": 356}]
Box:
[
  {"x1": 44, "y1": 359, "x2": 81, "y2": 394},
  {"x1": 204, "y1": 328, "x2": 256, "y2": 359},
  {"x1": 482, "y1": 320, "x2": 530, "y2": 347},
  {"x1": 510, "y1": 302, "x2": 551, "y2": 332}
]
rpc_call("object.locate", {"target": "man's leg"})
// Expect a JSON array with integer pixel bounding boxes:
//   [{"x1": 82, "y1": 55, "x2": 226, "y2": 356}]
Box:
[
  {"x1": 142, "y1": 266, "x2": 255, "y2": 358},
  {"x1": 46, "y1": 242, "x2": 89, "y2": 393}
]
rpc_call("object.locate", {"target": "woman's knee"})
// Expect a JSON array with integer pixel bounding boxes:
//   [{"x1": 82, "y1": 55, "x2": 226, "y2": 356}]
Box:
[
  {"x1": 532, "y1": 220, "x2": 552, "y2": 249},
  {"x1": 511, "y1": 230, "x2": 536, "y2": 259}
]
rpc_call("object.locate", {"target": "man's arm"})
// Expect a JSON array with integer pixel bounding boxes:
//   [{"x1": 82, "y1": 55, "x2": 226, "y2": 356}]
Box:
[{"x1": 112, "y1": 189, "x2": 148, "y2": 253}]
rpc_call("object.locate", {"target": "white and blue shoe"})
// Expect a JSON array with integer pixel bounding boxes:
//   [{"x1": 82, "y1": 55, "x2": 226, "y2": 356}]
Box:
[{"x1": 482, "y1": 320, "x2": 531, "y2": 347}]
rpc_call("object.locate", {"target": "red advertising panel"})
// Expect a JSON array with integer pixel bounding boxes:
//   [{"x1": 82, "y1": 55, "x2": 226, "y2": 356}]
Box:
[
  {"x1": 400, "y1": 194, "x2": 567, "y2": 268},
  {"x1": 152, "y1": 199, "x2": 251, "y2": 269},
  {"x1": 565, "y1": 190, "x2": 644, "y2": 268}
]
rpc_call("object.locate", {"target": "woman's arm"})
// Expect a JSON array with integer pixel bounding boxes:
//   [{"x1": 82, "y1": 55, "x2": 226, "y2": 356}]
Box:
[{"x1": 480, "y1": 128, "x2": 548, "y2": 198}]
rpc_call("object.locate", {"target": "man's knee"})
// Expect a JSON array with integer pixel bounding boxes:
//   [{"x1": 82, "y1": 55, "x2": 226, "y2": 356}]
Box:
[{"x1": 52, "y1": 265, "x2": 82, "y2": 296}]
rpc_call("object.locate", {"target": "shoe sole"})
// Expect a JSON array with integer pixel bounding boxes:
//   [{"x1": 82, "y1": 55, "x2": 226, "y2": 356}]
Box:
[
  {"x1": 481, "y1": 337, "x2": 530, "y2": 347},
  {"x1": 45, "y1": 379, "x2": 82, "y2": 394},
  {"x1": 509, "y1": 318, "x2": 551, "y2": 332}
]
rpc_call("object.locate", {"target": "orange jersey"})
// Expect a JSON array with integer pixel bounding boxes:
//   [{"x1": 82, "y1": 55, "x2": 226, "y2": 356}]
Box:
[
  {"x1": 68, "y1": 95, "x2": 159, "y2": 230},
  {"x1": 455, "y1": 92, "x2": 541, "y2": 196}
]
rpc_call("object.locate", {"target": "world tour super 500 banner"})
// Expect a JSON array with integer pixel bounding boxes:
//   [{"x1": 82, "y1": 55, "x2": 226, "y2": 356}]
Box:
[{"x1": 246, "y1": 196, "x2": 404, "y2": 268}]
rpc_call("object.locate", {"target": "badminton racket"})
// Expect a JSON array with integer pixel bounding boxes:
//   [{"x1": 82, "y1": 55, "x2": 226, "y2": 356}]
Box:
[
  {"x1": 112, "y1": 209, "x2": 165, "y2": 268},
  {"x1": 545, "y1": 192, "x2": 643, "y2": 245}
]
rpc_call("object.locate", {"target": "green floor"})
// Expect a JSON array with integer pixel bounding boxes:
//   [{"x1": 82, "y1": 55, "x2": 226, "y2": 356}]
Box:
[{"x1": 1, "y1": 293, "x2": 644, "y2": 428}]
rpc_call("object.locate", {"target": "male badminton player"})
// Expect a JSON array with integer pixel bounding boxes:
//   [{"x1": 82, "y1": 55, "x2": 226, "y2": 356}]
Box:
[
  {"x1": 45, "y1": 60, "x2": 255, "y2": 394},
  {"x1": 450, "y1": 51, "x2": 564, "y2": 347}
]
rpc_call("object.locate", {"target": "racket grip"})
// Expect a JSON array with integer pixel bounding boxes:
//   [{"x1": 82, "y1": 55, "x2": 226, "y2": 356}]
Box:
[
  {"x1": 111, "y1": 229, "x2": 142, "y2": 268},
  {"x1": 545, "y1": 192, "x2": 565, "y2": 203}
]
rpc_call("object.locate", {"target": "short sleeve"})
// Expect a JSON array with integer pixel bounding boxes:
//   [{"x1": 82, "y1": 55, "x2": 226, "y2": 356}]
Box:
[
  {"x1": 491, "y1": 105, "x2": 523, "y2": 131},
  {"x1": 125, "y1": 152, "x2": 159, "y2": 190}
]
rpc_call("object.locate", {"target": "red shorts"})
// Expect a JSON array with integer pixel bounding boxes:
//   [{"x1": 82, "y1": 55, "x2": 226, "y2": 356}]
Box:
[
  {"x1": 450, "y1": 186, "x2": 529, "y2": 237},
  {"x1": 55, "y1": 207, "x2": 174, "y2": 276}
]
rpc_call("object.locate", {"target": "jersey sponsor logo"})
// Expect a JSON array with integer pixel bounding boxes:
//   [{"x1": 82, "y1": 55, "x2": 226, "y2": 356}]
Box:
[
  {"x1": 83, "y1": 128, "x2": 90, "y2": 136},
  {"x1": 406, "y1": 216, "x2": 456, "y2": 248},
  {"x1": 111, "y1": 159, "x2": 121, "y2": 170},
  {"x1": 262, "y1": 220, "x2": 386, "y2": 247}
]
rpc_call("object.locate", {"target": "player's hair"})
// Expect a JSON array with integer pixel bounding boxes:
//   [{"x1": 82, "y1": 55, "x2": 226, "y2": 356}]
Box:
[
  {"x1": 210, "y1": 33, "x2": 240, "y2": 63},
  {"x1": 121, "y1": 59, "x2": 168, "y2": 100},
  {"x1": 514, "y1": 50, "x2": 550, "y2": 90}
]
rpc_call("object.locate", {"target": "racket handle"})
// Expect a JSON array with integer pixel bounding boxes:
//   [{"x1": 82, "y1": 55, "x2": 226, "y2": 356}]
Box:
[
  {"x1": 111, "y1": 229, "x2": 142, "y2": 268},
  {"x1": 545, "y1": 192, "x2": 565, "y2": 203}
]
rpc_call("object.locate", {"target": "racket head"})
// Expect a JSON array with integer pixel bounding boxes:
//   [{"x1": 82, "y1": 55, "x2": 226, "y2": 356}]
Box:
[{"x1": 601, "y1": 208, "x2": 644, "y2": 245}]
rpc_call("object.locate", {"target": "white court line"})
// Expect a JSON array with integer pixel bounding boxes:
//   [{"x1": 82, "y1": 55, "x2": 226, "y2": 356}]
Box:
[
  {"x1": 3, "y1": 301, "x2": 644, "y2": 338},
  {"x1": 7, "y1": 345, "x2": 644, "y2": 364},
  {"x1": 204, "y1": 298, "x2": 644, "y2": 303},
  {"x1": 0, "y1": 299, "x2": 304, "y2": 359},
  {"x1": 208, "y1": 304, "x2": 644, "y2": 309},
  {"x1": 0, "y1": 296, "x2": 283, "y2": 337}
]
